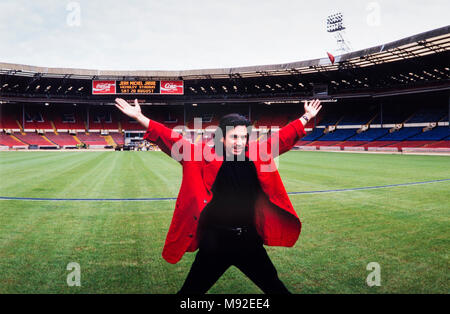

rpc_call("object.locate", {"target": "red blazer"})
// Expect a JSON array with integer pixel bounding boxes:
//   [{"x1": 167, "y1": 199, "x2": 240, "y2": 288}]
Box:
[{"x1": 144, "y1": 118, "x2": 306, "y2": 264}]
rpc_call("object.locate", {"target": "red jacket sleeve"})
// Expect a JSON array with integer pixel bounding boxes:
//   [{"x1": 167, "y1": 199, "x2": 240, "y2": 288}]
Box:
[
  {"x1": 259, "y1": 118, "x2": 307, "y2": 157},
  {"x1": 143, "y1": 120, "x2": 193, "y2": 164}
]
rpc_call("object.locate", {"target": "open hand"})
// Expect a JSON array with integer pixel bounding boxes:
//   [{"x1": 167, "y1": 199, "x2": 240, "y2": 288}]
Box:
[
  {"x1": 304, "y1": 99, "x2": 322, "y2": 119},
  {"x1": 115, "y1": 98, "x2": 142, "y2": 120}
]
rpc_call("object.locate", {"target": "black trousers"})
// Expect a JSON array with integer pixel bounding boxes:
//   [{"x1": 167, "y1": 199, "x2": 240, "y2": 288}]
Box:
[{"x1": 177, "y1": 226, "x2": 291, "y2": 294}]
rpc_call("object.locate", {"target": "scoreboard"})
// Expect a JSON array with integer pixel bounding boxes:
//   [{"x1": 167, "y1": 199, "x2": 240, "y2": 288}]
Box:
[
  {"x1": 117, "y1": 80, "x2": 159, "y2": 94},
  {"x1": 92, "y1": 80, "x2": 183, "y2": 95}
]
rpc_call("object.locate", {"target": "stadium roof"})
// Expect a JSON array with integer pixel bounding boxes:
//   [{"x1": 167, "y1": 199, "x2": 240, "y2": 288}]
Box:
[{"x1": 1, "y1": 25, "x2": 449, "y2": 80}]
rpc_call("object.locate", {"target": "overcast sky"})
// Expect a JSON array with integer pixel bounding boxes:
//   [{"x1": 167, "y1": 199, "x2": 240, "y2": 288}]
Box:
[{"x1": 0, "y1": 0, "x2": 448, "y2": 71}]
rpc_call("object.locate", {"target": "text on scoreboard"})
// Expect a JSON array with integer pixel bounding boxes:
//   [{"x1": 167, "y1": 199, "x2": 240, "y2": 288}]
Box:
[{"x1": 92, "y1": 80, "x2": 184, "y2": 95}]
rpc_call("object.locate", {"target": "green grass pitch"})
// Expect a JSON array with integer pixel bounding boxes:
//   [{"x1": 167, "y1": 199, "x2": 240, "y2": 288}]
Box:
[{"x1": 0, "y1": 151, "x2": 449, "y2": 293}]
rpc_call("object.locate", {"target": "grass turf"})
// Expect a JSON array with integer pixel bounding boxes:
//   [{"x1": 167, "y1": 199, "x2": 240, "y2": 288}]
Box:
[{"x1": 0, "y1": 151, "x2": 449, "y2": 293}]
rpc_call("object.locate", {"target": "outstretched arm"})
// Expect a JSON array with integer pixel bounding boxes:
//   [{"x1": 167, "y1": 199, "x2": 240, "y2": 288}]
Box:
[
  {"x1": 260, "y1": 99, "x2": 322, "y2": 156},
  {"x1": 115, "y1": 98, "x2": 190, "y2": 163}
]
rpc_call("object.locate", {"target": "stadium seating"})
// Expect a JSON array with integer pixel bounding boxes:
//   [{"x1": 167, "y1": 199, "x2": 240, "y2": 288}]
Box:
[
  {"x1": 88, "y1": 107, "x2": 119, "y2": 130},
  {"x1": 302, "y1": 128, "x2": 325, "y2": 141},
  {"x1": 305, "y1": 141, "x2": 342, "y2": 147},
  {"x1": 162, "y1": 110, "x2": 184, "y2": 128},
  {"x1": 294, "y1": 140, "x2": 312, "y2": 146},
  {"x1": 23, "y1": 106, "x2": 53, "y2": 130},
  {"x1": 0, "y1": 133, "x2": 27, "y2": 147},
  {"x1": 370, "y1": 105, "x2": 416, "y2": 124},
  {"x1": 1, "y1": 99, "x2": 448, "y2": 151},
  {"x1": 45, "y1": 132, "x2": 79, "y2": 147},
  {"x1": 338, "y1": 112, "x2": 376, "y2": 125},
  {"x1": 250, "y1": 105, "x2": 301, "y2": 128},
  {"x1": 52, "y1": 108, "x2": 85, "y2": 130},
  {"x1": 13, "y1": 132, "x2": 57, "y2": 147},
  {"x1": 110, "y1": 132, "x2": 125, "y2": 145},
  {"x1": 316, "y1": 112, "x2": 342, "y2": 126},
  {"x1": 120, "y1": 117, "x2": 145, "y2": 131},
  {"x1": 408, "y1": 126, "x2": 449, "y2": 141},
  {"x1": 339, "y1": 141, "x2": 368, "y2": 147},
  {"x1": 424, "y1": 140, "x2": 450, "y2": 148},
  {"x1": 75, "y1": 133, "x2": 108, "y2": 146},
  {"x1": 317, "y1": 129, "x2": 356, "y2": 141},
  {"x1": 385, "y1": 141, "x2": 434, "y2": 148},
  {"x1": 346, "y1": 128, "x2": 389, "y2": 141},
  {"x1": 362, "y1": 141, "x2": 399, "y2": 148},
  {"x1": 186, "y1": 105, "x2": 245, "y2": 129},
  {"x1": 0, "y1": 105, "x2": 21, "y2": 130},
  {"x1": 407, "y1": 108, "x2": 447, "y2": 123},
  {"x1": 376, "y1": 127, "x2": 422, "y2": 141},
  {"x1": 296, "y1": 126, "x2": 449, "y2": 150}
]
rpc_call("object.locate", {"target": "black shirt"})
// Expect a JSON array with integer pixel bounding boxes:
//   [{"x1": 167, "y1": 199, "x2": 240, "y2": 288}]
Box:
[{"x1": 199, "y1": 154, "x2": 262, "y2": 229}]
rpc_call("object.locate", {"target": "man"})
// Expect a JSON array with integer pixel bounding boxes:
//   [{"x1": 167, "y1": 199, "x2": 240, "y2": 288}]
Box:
[{"x1": 115, "y1": 98, "x2": 322, "y2": 294}]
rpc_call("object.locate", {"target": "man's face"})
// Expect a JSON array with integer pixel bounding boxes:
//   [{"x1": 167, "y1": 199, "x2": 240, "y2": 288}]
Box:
[{"x1": 221, "y1": 125, "x2": 248, "y2": 157}]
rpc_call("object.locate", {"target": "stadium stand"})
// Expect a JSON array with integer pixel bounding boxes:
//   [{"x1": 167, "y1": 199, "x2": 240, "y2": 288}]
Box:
[
  {"x1": 407, "y1": 108, "x2": 447, "y2": 123},
  {"x1": 305, "y1": 141, "x2": 342, "y2": 147},
  {"x1": 119, "y1": 117, "x2": 145, "y2": 131},
  {"x1": 13, "y1": 132, "x2": 57, "y2": 147},
  {"x1": 316, "y1": 112, "x2": 342, "y2": 126},
  {"x1": 339, "y1": 141, "x2": 368, "y2": 147},
  {"x1": 338, "y1": 112, "x2": 377, "y2": 125},
  {"x1": 377, "y1": 127, "x2": 422, "y2": 141},
  {"x1": 0, "y1": 133, "x2": 27, "y2": 147},
  {"x1": 88, "y1": 107, "x2": 119, "y2": 130},
  {"x1": 109, "y1": 132, "x2": 125, "y2": 146},
  {"x1": 424, "y1": 140, "x2": 450, "y2": 148},
  {"x1": 0, "y1": 105, "x2": 21, "y2": 130},
  {"x1": 408, "y1": 126, "x2": 449, "y2": 141},
  {"x1": 45, "y1": 132, "x2": 79, "y2": 147},
  {"x1": 440, "y1": 113, "x2": 449, "y2": 123},
  {"x1": 387, "y1": 141, "x2": 434, "y2": 148},
  {"x1": 362, "y1": 141, "x2": 399, "y2": 148},
  {"x1": 370, "y1": 103, "x2": 417, "y2": 125},
  {"x1": 317, "y1": 129, "x2": 356, "y2": 141},
  {"x1": 346, "y1": 128, "x2": 390, "y2": 141},
  {"x1": 1, "y1": 99, "x2": 448, "y2": 152},
  {"x1": 295, "y1": 140, "x2": 313, "y2": 146},
  {"x1": 52, "y1": 107, "x2": 86, "y2": 131},
  {"x1": 75, "y1": 133, "x2": 108, "y2": 147},
  {"x1": 302, "y1": 128, "x2": 325, "y2": 141},
  {"x1": 23, "y1": 106, "x2": 53, "y2": 130}
]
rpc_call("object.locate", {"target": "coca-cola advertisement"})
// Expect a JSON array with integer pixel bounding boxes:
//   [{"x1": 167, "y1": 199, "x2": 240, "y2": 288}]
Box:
[
  {"x1": 92, "y1": 81, "x2": 116, "y2": 94},
  {"x1": 160, "y1": 81, "x2": 184, "y2": 95}
]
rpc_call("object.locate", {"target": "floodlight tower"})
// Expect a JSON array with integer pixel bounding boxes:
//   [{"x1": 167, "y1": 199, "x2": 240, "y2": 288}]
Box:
[{"x1": 326, "y1": 12, "x2": 352, "y2": 53}]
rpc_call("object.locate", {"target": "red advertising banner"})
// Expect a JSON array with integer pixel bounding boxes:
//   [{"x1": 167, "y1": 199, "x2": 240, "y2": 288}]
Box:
[
  {"x1": 160, "y1": 81, "x2": 184, "y2": 94},
  {"x1": 92, "y1": 81, "x2": 116, "y2": 94}
]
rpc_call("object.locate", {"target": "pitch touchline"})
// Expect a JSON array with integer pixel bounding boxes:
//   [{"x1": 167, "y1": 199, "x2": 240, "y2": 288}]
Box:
[
  {"x1": 1, "y1": 178, "x2": 449, "y2": 201},
  {"x1": 287, "y1": 178, "x2": 450, "y2": 195}
]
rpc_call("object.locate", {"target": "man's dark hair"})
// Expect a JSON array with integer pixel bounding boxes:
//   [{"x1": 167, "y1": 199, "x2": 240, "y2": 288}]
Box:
[{"x1": 213, "y1": 113, "x2": 252, "y2": 154}]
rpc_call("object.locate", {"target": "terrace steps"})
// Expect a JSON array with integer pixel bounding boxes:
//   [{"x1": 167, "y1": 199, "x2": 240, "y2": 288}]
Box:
[
  {"x1": 104, "y1": 135, "x2": 116, "y2": 146},
  {"x1": 10, "y1": 134, "x2": 27, "y2": 145},
  {"x1": 50, "y1": 121, "x2": 58, "y2": 135},
  {"x1": 41, "y1": 135, "x2": 58, "y2": 146}
]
